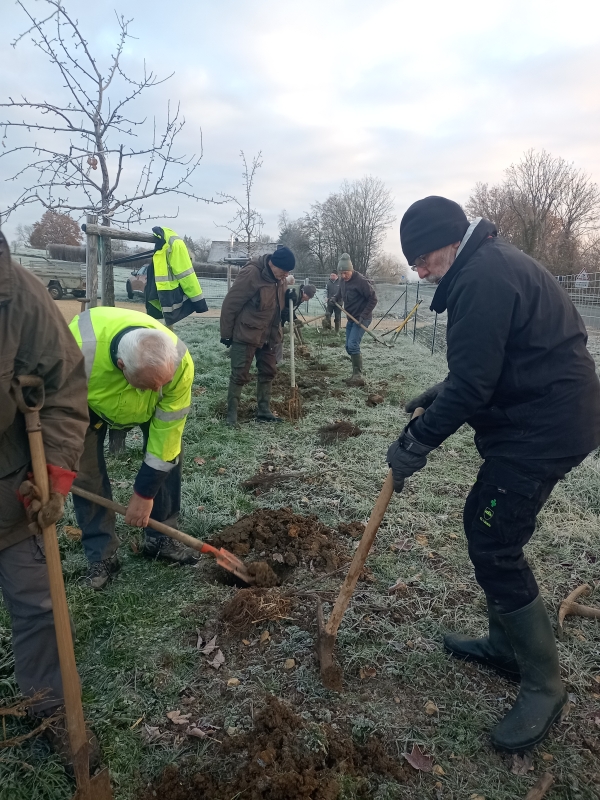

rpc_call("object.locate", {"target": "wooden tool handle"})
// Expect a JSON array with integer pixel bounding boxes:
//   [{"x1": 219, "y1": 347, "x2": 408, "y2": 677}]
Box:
[
  {"x1": 324, "y1": 407, "x2": 425, "y2": 637},
  {"x1": 26, "y1": 419, "x2": 92, "y2": 798},
  {"x1": 333, "y1": 302, "x2": 389, "y2": 346},
  {"x1": 70, "y1": 485, "x2": 208, "y2": 553}
]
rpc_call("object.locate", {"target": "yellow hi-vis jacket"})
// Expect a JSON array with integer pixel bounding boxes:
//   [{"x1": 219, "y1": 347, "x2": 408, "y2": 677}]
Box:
[
  {"x1": 69, "y1": 308, "x2": 194, "y2": 484},
  {"x1": 148, "y1": 227, "x2": 207, "y2": 325}
]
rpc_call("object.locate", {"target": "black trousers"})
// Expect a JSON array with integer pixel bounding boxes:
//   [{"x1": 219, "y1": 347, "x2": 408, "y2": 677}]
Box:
[
  {"x1": 73, "y1": 417, "x2": 182, "y2": 562},
  {"x1": 464, "y1": 454, "x2": 587, "y2": 614}
]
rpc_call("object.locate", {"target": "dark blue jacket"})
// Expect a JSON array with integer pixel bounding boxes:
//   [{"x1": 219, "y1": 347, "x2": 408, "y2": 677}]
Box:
[{"x1": 411, "y1": 219, "x2": 600, "y2": 459}]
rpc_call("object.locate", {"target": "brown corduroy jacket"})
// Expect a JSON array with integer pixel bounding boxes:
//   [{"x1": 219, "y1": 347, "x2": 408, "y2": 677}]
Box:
[
  {"x1": 220, "y1": 255, "x2": 286, "y2": 348},
  {"x1": 0, "y1": 232, "x2": 89, "y2": 550}
]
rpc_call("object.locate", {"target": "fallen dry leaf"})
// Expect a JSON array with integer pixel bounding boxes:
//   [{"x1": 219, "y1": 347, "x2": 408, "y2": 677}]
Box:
[
  {"x1": 359, "y1": 666, "x2": 377, "y2": 680},
  {"x1": 425, "y1": 701, "x2": 439, "y2": 716},
  {"x1": 217, "y1": 467, "x2": 226, "y2": 475},
  {"x1": 192, "y1": 386, "x2": 206, "y2": 396},
  {"x1": 404, "y1": 744, "x2": 434, "y2": 773},
  {"x1": 272, "y1": 553, "x2": 284, "y2": 563},
  {"x1": 540, "y1": 752, "x2": 554, "y2": 762},
  {"x1": 62, "y1": 525, "x2": 82, "y2": 541},
  {"x1": 259, "y1": 630, "x2": 271, "y2": 643},
  {"x1": 388, "y1": 579, "x2": 409, "y2": 595},
  {"x1": 510, "y1": 753, "x2": 533, "y2": 775},
  {"x1": 208, "y1": 649, "x2": 225, "y2": 669},
  {"x1": 284, "y1": 659, "x2": 296, "y2": 670},
  {"x1": 415, "y1": 534, "x2": 429, "y2": 547},
  {"x1": 242, "y1": 639, "x2": 251, "y2": 646},
  {"x1": 433, "y1": 764, "x2": 445, "y2": 776},
  {"x1": 393, "y1": 696, "x2": 401, "y2": 704},
  {"x1": 390, "y1": 538, "x2": 412, "y2": 552},
  {"x1": 142, "y1": 724, "x2": 162, "y2": 743},
  {"x1": 187, "y1": 722, "x2": 220, "y2": 739},
  {"x1": 227, "y1": 678, "x2": 240, "y2": 687},
  {"x1": 470, "y1": 796, "x2": 485, "y2": 800},
  {"x1": 166, "y1": 710, "x2": 191, "y2": 725},
  {"x1": 193, "y1": 457, "x2": 206, "y2": 466},
  {"x1": 199, "y1": 635, "x2": 218, "y2": 655},
  {"x1": 187, "y1": 726, "x2": 209, "y2": 738}
]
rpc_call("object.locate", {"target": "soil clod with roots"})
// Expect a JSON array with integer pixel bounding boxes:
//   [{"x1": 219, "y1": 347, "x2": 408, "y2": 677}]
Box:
[
  {"x1": 211, "y1": 508, "x2": 345, "y2": 577},
  {"x1": 140, "y1": 696, "x2": 410, "y2": 800},
  {"x1": 318, "y1": 421, "x2": 362, "y2": 445},
  {"x1": 221, "y1": 587, "x2": 293, "y2": 630}
]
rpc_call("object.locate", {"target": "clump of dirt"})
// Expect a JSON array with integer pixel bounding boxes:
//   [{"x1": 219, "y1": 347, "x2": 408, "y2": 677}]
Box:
[
  {"x1": 247, "y1": 561, "x2": 280, "y2": 587},
  {"x1": 318, "y1": 421, "x2": 362, "y2": 445},
  {"x1": 210, "y1": 508, "x2": 344, "y2": 574},
  {"x1": 338, "y1": 521, "x2": 365, "y2": 538},
  {"x1": 366, "y1": 394, "x2": 384, "y2": 407},
  {"x1": 140, "y1": 696, "x2": 410, "y2": 800},
  {"x1": 221, "y1": 588, "x2": 293, "y2": 630}
]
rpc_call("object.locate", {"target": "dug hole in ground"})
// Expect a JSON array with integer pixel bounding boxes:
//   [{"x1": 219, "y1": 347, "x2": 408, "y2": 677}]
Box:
[{"x1": 1, "y1": 320, "x2": 599, "y2": 800}]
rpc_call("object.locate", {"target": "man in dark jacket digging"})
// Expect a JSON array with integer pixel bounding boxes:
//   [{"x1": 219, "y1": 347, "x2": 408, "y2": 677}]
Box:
[
  {"x1": 0, "y1": 229, "x2": 94, "y2": 762},
  {"x1": 220, "y1": 246, "x2": 295, "y2": 426},
  {"x1": 332, "y1": 254, "x2": 377, "y2": 385},
  {"x1": 386, "y1": 196, "x2": 600, "y2": 753}
]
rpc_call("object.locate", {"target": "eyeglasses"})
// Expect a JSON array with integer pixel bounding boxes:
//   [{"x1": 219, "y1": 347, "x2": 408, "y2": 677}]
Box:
[{"x1": 411, "y1": 254, "x2": 430, "y2": 271}]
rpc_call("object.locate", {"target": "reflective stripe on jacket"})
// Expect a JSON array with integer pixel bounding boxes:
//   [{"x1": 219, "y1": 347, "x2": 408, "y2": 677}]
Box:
[
  {"x1": 151, "y1": 227, "x2": 205, "y2": 323},
  {"x1": 69, "y1": 308, "x2": 193, "y2": 471}
]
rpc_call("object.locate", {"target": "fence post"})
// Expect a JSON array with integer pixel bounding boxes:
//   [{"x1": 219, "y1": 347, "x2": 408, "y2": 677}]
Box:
[
  {"x1": 85, "y1": 214, "x2": 98, "y2": 309},
  {"x1": 431, "y1": 313, "x2": 437, "y2": 354},
  {"x1": 100, "y1": 226, "x2": 114, "y2": 306},
  {"x1": 404, "y1": 285, "x2": 408, "y2": 335},
  {"x1": 413, "y1": 282, "x2": 420, "y2": 342},
  {"x1": 227, "y1": 264, "x2": 232, "y2": 292}
]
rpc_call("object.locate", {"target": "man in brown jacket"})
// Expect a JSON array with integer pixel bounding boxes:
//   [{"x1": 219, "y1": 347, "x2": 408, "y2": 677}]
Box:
[
  {"x1": 0, "y1": 231, "x2": 89, "y2": 730},
  {"x1": 220, "y1": 246, "x2": 295, "y2": 426}
]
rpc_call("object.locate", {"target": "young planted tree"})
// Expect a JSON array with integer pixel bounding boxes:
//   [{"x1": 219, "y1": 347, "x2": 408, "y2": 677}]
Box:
[
  {"x1": 1, "y1": 0, "x2": 210, "y2": 304},
  {"x1": 218, "y1": 151, "x2": 265, "y2": 259}
]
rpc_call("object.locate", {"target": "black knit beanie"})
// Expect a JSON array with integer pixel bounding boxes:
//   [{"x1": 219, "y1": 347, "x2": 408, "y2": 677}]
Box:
[
  {"x1": 400, "y1": 196, "x2": 469, "y2": 266},
  {"x1": 270, "y1": 246, "x2": 296, "y2": 271}
]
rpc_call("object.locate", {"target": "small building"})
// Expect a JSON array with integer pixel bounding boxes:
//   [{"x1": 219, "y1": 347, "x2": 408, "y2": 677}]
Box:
[{"x1": 208, "y1": 238, "x2": 277, "y2": 265}]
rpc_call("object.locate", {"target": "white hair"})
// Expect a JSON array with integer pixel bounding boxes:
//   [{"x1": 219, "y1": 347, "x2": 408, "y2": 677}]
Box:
[{"x1": 117, "y1": 328, "x2": 178, "y2": 378}]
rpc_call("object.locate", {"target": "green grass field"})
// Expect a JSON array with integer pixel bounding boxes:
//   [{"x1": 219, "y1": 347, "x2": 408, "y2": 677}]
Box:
[{"x1": 1, "y1": 319, "x2": 599, "y2": 800}]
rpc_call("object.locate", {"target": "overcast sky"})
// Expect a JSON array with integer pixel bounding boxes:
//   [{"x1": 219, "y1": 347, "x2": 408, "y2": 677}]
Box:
[{"x1": 1, "y1": 0, "x2": 599, "y2": 259}]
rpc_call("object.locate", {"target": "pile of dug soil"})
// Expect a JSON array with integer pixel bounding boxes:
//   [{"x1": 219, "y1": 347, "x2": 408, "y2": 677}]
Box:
[
  {"x1": 318, "y1": 421, "x2": 362, "y2": 445},
  {"x1": 338, "y1": 521, "x2": 365, "y2": 538},
  {"x1": 210, "y1": 508, "x2": 343, "y2": 574},
  {"x1": 140, "y1": 696, "x2": 410, "y2": 800}
]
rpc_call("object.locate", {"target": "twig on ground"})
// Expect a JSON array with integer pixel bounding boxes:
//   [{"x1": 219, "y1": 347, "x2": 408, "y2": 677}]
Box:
[
  {"x1": 523, "y1": 772, "x2": 554, "y2": 800},
  {"x1": 558, "y1": 584, "x2": 600, "y2": 638},
  {"x1": 0, "y1": 714, "x2": 58, "y2": 749}
]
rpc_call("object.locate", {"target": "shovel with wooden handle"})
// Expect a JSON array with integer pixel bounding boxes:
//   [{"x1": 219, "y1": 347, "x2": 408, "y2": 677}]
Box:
[
  {"x1": 316, "y1": 407, "x2": 425, "y2": 690},
  {"x1": 69, "y1": 486, "x2": 255, "y2": 585},
  {"x1": 12, "y1": 375, "x2": 113, "y2": 800}
]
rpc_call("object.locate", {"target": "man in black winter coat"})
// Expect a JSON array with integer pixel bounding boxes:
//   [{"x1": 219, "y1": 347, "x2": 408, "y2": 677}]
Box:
[{"x1": 387, "y1": 196, "x2": 600, "y2": 753}]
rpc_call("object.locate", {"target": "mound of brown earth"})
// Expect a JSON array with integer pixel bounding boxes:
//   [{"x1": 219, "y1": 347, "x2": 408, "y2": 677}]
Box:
[
  {"x1": 318, "y1": 421, "x2": 362, "y2": 444},
  {"x1": 139, "y1": 696, "x2": 410, "y2": 800},
  {"x1": 210, "y1": 508, "x2": 344, "y2": 574},
  {"x1": 338, "y1": 521, "x2": 365, "y2": 538}
]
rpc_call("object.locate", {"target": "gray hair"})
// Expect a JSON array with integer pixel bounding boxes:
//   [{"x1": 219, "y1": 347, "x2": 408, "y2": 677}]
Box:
[{"x1": 117, "y1": 328, "x2": 178, "y2": 378}]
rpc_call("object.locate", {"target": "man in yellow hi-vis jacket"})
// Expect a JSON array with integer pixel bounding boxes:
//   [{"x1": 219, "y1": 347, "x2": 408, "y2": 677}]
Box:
[
  {"x1": 146, "y1": 226, "x2": 208, "y2": 326},
  {"x1": 69, "y1": 307, "x2": 196, "y2": 589}
]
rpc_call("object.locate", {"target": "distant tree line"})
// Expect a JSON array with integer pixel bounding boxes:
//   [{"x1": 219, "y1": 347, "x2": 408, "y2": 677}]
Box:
[
  {"x1": 466, "y1": 149, "x2": 600, "y2": 277},
  {"x1": 278, "y1": 175, "x2": 406, "y2": 281}
]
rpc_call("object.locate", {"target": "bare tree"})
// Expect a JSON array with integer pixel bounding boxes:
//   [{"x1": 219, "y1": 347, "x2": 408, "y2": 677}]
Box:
[
  {"x1": 218, "y1": 151, "x2": 264, "y2": 259},
  {"x1": 1, "y1": 0, "x2": 212, "y2": 304},
  {"x1": 368, "y1": 252, "x2": 410, "y2": 283},
  {"x1": 466, "y1": 149, "x2": 600, "y2": 275},
  {"x1": 318, "y1": 177, "x2": 395, "y2": 274}
]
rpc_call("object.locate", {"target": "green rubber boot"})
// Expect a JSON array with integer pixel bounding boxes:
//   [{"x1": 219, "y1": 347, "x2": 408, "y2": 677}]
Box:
[
  {"x1": 346, "y1": 353, "x2": 365, "y2": 386},
  {"x1": 490, "y1": 595, "x2": 567, "y2": 753},
  {"x1": 444, "y1": 599, "x2": 520, "y2": 680},
  {"x1": 256, "y1": 381, "x2": 283, "y2": 423},
  {"x1": 226, "y1": 381, "x2": 243, "y2": 427}
]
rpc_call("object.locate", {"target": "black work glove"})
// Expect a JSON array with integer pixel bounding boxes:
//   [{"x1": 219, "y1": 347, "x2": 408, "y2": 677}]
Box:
[
  {"x1": 404, "y1": 380, "x2": 446, "y2": 413},
  {"x1": 386, "y1": 427, "x2": 435, "y2": 493},
  {"x1": 220, "y1": 338, "x2": 232, "y2": 347}
]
